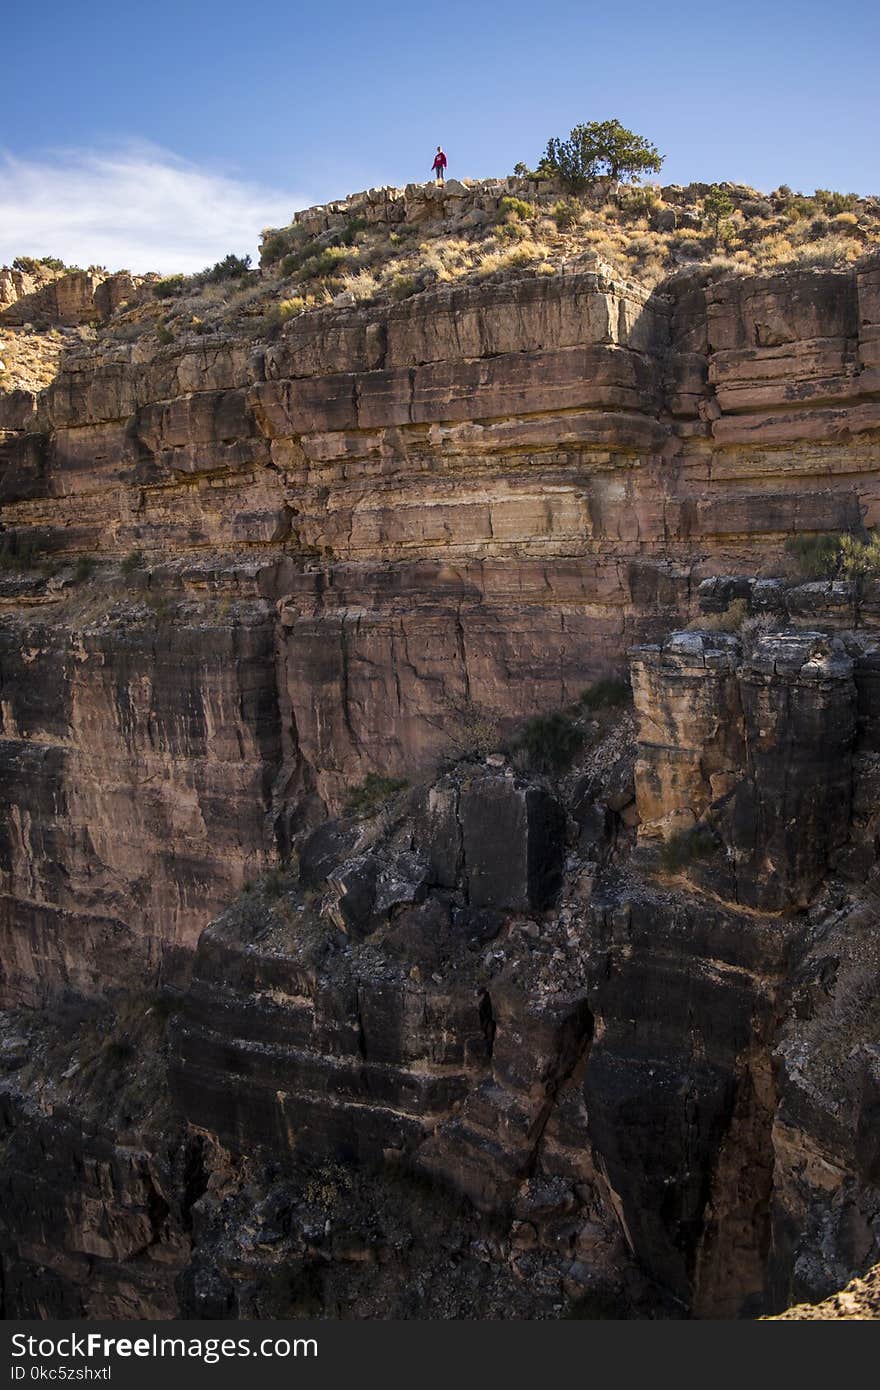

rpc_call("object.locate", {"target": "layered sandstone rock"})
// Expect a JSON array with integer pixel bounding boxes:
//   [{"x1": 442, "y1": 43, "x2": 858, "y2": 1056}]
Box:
[
  {"x1": 3, "y1": 235, "x2": 880, "y2": 1320},
  {"x1": 0, "y1": 599, "x2": 285, "y2": 1004},
  {"x1": 0, "y1": 268, "x2": 143, "y2": 329},
  {"x1": 2, "y1": 254, "x2": 879, "y2": 997}
]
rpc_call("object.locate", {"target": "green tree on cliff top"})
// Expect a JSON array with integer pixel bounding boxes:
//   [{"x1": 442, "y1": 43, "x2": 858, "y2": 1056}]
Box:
[
  {"x1": 702, "y1": 185, "x2": 734, "y2": 246},
  {"x1": 539, "y1": 119, "x2": 664, "y2": 193}
]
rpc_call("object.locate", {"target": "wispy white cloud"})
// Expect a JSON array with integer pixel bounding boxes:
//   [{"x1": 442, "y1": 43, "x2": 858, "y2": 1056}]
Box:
[{"x1": 0, "y1": 142, "x2": 310, "y2": 275}]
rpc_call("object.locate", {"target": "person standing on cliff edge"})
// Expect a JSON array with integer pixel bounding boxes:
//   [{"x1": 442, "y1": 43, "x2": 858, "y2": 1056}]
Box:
[{"x1": 432, "y1": 146, "x2": 447, "y2": 183}]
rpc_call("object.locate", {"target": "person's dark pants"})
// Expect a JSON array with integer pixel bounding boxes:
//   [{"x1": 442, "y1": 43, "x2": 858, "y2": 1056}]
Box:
[{"x1": 433, "y1": 167, "x2": 444, "y2": 181}]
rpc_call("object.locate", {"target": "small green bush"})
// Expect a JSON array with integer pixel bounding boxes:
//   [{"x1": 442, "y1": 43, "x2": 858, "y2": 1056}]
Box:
[
  {"x1": 660, "y1": 824, "x2": 718, "y2": 873},
  {"x1": 785, "y1": 533, "x2": 841, "y2": 578},
  {"x1": 12, "y1": 254, "x2": 66, "y2": 273},
  {"x1": 280, "y1": 250, "x2": 308, "y2": 277},
  {"x1": 338, "y1": 217, "x2": 367, "y2": 247},
  {"x1": 618, "y1": 186, "x2": 660, "y2": 220},
  {"x1": 73, "y1": 555, "x2": 95, "y2": 583},
  {"x1": 154, "y1": 275, "x2": 185, "y2": 299},
  {"x1": 261, "y1": 235, "x2": 286, "y2": 263},
  {"x1": 838, "y1": 533, "x2": 880, "y2": 578},
  {"x1": 298, "y1": 246, "x2": 350, "y2": 281},
  {"x1": 156, "y1": 323, "x2": 174, "y2": 345},
  {"x1": 580, "y1": 676, "x2": 631, "y2": 711},
  {"x1": 551, "y1": 199, "x2": 579, "y2": 229},
  {"x1": 498, "y1": 196, "x2": 535, "y2": 222},
  {"x1": 517, "y1": 711, "x2": 584, "y2": 773},
  {"x1": 784, "y1": 194, "x2": 819, "y2": 220},
  {"x1": 814, "y1": 189, "x2": 859, "y2": 215},
  {"x1": 120, "y1": 550, "x2": 144, "y2": 576},
  {"x1": 262, "y1": 231, "x2": 303, "y2": 263},
  {"x1": 389, "y1": 273, "x2": 418, "y2": 301},
  {"x1": 277, "y1": 296, "x2": 306, "y2": 320},
  {"x1": 346, "y1": 773, "x2": 408, "y2": 817},
  {"x1": 205, "y1": 252, "x2": 252, "y2": 283}
]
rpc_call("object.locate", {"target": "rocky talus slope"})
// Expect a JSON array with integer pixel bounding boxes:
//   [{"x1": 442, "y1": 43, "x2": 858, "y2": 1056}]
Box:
[{"x1": 1, "y1": 209, "x2": 880, "y2": 1317}]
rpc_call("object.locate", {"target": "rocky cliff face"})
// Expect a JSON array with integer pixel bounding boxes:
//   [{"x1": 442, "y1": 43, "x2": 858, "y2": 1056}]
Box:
[
  {"x1": 2, "y1": 240, "x2": 880, "y2": 1318},
  {"x1": 1, "y1": 266, "x2": 144, "y2": 329}
]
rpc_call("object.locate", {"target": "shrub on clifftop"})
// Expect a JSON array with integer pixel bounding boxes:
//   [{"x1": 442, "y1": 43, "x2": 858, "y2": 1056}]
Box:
[
  {"x1": 12, "y1": 254, "x2": 68, "y2": 273},
  {"x1": 206, "y1": 252, "x2": 252, "y2": 283},
  {"x1": 154, "y1": 275, "x2": 185, "y2": 299},
  {"x1": 703, "y1": 186, "x2": 735, "y2": 246}
]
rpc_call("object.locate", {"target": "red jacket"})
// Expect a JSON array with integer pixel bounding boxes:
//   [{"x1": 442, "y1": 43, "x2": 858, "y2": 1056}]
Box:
[{"x1": 432, "y1": 151, "x2": 447, "y2": 170}]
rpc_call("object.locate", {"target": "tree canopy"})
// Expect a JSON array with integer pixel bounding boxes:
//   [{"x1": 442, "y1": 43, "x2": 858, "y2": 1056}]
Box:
[{"x1": 539, "y1": 119, "x2": 664, "y2": 193}]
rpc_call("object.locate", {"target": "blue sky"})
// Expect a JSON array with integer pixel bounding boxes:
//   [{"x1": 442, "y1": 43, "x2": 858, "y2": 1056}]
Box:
[{"x1": 2, "y1": 0, "x2": 878, "y2": 272}]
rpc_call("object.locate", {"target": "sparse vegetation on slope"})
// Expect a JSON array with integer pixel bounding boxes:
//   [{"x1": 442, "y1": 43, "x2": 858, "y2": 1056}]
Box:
[
  {"x1": 2, "y1": 166, "x2": 878, "y2": 389},
  {"x1": 246, "y1": 175, "x2": 879, "y2": 336}
]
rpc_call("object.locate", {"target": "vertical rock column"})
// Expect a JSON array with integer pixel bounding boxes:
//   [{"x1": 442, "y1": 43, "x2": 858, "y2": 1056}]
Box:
[
  {"x1": 728, "y1": 632, "x2": 856, "y2": 910},
  {"x1": 630, "y1": 631, "x2": 744, "y2": 841}
]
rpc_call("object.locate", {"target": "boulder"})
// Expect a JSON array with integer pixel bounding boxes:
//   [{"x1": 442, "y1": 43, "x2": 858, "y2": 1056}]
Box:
[
  {"x1": 298, "y1": 819, "x2": 360, "y2": 887},
  {"x1": 323, "y1": 855, "x2": 379, "y2": 937},
  {"x1": 459, "y1": 773, "x2": 566, "y2": 911}
]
